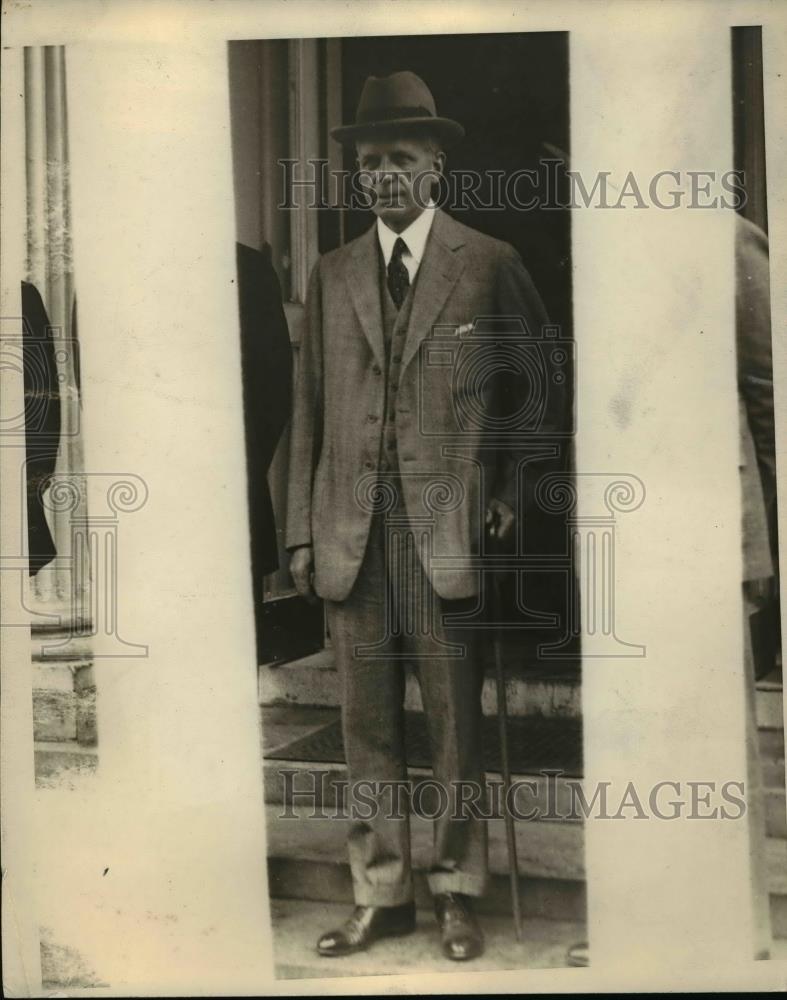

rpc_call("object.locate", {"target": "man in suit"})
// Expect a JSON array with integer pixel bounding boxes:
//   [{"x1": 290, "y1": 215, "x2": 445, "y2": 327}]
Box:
[{"x1": 286, "y1": 71, "x2": 562, "y2": 960}]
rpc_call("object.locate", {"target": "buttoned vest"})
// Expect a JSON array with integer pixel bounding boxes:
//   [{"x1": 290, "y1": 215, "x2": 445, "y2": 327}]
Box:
[{"x1": 377, "y1": 247, "x2": 418, "y2": 476}]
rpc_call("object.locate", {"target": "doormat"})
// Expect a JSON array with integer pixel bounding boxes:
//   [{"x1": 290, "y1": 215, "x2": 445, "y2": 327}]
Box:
[{"x1": 268, "y1": 711, "x2": 583, "y2": 778}]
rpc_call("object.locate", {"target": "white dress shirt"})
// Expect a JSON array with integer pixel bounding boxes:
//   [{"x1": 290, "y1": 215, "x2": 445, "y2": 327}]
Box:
[{"x1": 376, "y1": 200, "x2": 437, "y2": 283}]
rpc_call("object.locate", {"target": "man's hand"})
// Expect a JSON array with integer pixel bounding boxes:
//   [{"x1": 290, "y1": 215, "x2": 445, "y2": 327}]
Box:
[
  {"x1": 485, "y1": 498, "x2": 515, "y2": 544},
  {"x1": 290, "y1": 545, "x2": 318, "y2": 603}
]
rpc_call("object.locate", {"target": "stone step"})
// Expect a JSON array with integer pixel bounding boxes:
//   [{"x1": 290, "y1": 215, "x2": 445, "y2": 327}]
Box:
[
  {"x1": 262, "y1": 654, "x2": 783, "y2": 727},
  {"x1": 269, "y1": 897, "x2": 587, "y2": 980},
  {"x1": 767, "y1": 790, "x2": 786, "y2": 840},
  {"x1": 760, "y1": 727, "x2": 785, "y2": 778},
  {"x1": 265, "y1": 804, "x2": 787, "y2": 937},
  {"x1": 32, "y1": 659, "x2": 96, "y2": 746},
  {"x1": 261, "y1": 702, "x2": 785, "y2": 836},
  {"x1": 260, "y1": 650, "x2": 581, "y2": 718},
  {"x1": 757, "y1": 681, "x2": 784, "y2": 730},
  {"x1": 34, "y1": 741, "x2": 98, "y2": 789},
  {"x1": 266, "y1": 802, "x2": 585, "y2": 924},
  {"x1": 264, "y1": 757, "x2": 787, "y2": 842},
  {"x1": 769, "y1": 838, "x2": 787, "y2": 938},
  {"x1": 759, "y1": 728, "x2": 786, "y2": 841}
]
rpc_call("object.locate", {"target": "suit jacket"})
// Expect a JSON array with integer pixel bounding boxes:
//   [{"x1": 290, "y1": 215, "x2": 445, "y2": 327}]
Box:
[
  {"x1": 286, "y1": 208, "x2": 564, "y2": 602},
  {"x1": 735, "y1": 215, "x2": 776, "y2": 580}
]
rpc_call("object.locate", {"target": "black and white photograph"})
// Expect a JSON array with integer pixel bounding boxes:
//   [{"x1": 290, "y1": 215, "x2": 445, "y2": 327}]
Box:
[
  {"x1": 1, "y1": 1, "x2": 785, "y2": 995},
  {"x1": 228, "y1": 30, "x2": 583, "y2": 977}
]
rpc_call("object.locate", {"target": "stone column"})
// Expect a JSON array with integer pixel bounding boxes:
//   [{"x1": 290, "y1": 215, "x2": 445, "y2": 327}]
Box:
[
  {"x1": 1, "y1": 44, "x2": 43, "y2": 996},
  {"x1": 24, "y1": 45, "x2": 94, "y2": 744}
]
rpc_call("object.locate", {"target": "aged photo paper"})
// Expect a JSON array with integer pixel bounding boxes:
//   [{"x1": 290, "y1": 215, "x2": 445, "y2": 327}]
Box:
[{"x1": 1, "y1": 0, "x2": 786, "y2": 994}]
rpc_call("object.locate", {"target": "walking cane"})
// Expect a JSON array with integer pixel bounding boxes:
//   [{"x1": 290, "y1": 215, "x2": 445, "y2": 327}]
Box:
[{"x1": 487, "y1": 524, "x2": 524, "y2": 942}]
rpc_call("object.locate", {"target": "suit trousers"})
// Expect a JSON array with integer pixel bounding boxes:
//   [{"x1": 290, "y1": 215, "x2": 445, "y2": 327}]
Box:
[{"x1": 325, "y1": 494, "x2": 488, "y2": 906}]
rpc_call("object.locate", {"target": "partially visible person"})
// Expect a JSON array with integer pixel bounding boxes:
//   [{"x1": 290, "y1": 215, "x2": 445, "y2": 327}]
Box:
[
  {"x1": 22, "y1": 280, "x2": 61, "y2": 576},
  {"x1": 236, "y1": 241, "x2": 293, "y2": 659},
  {"x1": 735, "y1": 213, "x2": 776, "y2": 960},
  {"x1": 736, "y1": 216, "x2": 778, "y2": 574},
  {"x1": 566, "y1": 214, "x2": 779, "y2": 968}
]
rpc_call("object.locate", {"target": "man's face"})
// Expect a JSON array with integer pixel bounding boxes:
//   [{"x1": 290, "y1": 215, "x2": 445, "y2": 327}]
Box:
[{"x1": 355, "y1": 132, "x2": 445, "y2": 232}]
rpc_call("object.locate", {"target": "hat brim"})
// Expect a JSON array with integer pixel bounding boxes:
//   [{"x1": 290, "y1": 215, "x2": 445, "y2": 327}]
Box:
[{"x1": 330, "y1": 116, "x2": 465, "y2": 149}]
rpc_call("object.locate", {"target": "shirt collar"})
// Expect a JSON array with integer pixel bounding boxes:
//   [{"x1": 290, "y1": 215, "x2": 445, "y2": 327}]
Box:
[{"x1": 377, "y1": 200, "x2": 437, "y2": 266}]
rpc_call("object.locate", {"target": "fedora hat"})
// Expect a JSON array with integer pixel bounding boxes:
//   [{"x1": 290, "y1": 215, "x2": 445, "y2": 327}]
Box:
[{"x1": 330, "y1": 70, "x2": 464, "y2": 148}]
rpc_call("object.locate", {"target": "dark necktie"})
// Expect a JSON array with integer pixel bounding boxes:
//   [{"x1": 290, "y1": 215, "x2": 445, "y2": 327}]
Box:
[{"x1": 387, "y1": 237, "x2": 410, "y2": 309}]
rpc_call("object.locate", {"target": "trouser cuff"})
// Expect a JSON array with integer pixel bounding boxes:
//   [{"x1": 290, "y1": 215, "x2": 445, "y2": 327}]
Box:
[
  {"x1": 427, "y1": 871, "x2": 488, "y2": 898},
  {"x1": 353, "y1": 881, "x2": 415, "y2": 907}
]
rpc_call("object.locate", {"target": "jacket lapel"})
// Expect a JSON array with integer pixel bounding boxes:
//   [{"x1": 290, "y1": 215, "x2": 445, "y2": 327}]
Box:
[
  {"x1": 400, "y1": 209, "x2": 466, "y2": 373},
  {"x1": 345, "y1": 225, "x2": 385, "y2": 369},
  {"x1": 343, "y1": 209, "x2": 467, "y2": 373}
]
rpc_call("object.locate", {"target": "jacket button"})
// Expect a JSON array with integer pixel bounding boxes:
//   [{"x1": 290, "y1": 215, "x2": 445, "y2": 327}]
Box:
[
  {"x1": 364, "y1": 460, "x2": 374, "y2": 470},
  {"x1": 367, "y1": 414, "x2": 378, "y2": 423}
]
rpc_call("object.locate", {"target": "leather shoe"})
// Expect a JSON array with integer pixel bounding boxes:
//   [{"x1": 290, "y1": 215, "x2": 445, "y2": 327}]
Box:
[
  {"x1": 317, "y1": 901, "x2": 416, "y2": 957},
  {"x1": 566, "y1": 940, "x2": 589, "y2": 967},
  {"x1": 433, "y1": 892, "x2": 484, "y2": 961}
]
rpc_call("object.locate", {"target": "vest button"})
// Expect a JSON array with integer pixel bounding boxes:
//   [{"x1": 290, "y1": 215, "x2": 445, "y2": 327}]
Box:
[
  {"x1": 367, "y1": 414, "x2": 378, "y2": 423},
  {"x1": 364, "y1": 460, "x2": 374, "y2": 470},
  {"x1": 372, "y1": 364, "x2": 382, "y2": 375}
]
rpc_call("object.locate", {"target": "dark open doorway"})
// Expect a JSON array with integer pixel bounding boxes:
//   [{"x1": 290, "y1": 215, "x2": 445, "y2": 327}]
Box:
[{"x1": 337, "y1": 32, "x2": 571, "y2": 340}]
